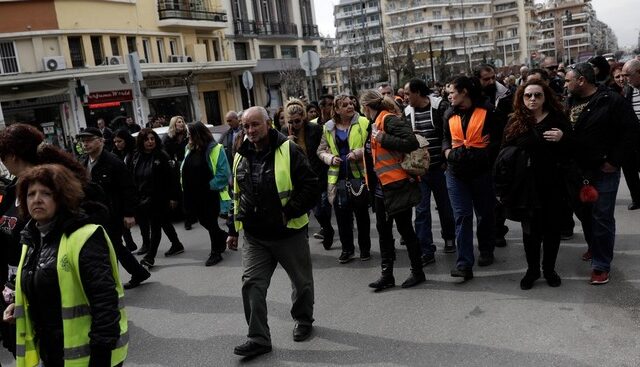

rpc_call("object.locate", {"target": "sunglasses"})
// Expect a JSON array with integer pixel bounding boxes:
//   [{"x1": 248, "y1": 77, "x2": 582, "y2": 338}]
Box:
[
  {"x1": 289, "y1": 119, "x2": 304, "y2": 124},
  {"x1": 524, "y1": 92, "x2": 544, "y2": 99}
]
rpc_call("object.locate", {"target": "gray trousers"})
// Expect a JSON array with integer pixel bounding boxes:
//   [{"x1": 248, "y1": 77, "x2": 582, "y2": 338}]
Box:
[{"x1": 242, "y1": 230, "x2": 315, "y2": 346}]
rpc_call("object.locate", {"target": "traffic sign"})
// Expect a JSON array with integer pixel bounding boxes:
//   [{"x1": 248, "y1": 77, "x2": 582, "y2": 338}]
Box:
[{"x1": 242, "y1": 70, "x2": 254, "y2": 90}]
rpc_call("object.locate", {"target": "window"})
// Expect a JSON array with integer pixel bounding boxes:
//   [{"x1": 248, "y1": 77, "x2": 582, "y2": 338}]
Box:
[
  {"x1": 281, "y1": 46, "x2": 297, "y2": 59},
  {"x1": 110, "y1": 37, "x2": 120, "y2": 56},
  {"x1": 169, "y1": 38, "x2": 178, "y2": 55},
  {"x1": 68, "y1": 36, "x2": 85, "y2": 68},
  {"x1": 234, "y1": 42, "x2": 248, "y2": 60},
  {"x1": 91, "y1": 36, "x2": 103, "y2": 65},
  {"x1": 433, "y1": 24, "x2": 442, "y2": 32},
  {"x1": 127, "y1": 37, "x2": 137, "y2": 54},
  {"x1": 415, "y1": 27, "x2": 423, "y2": 34},
  {"x1": 212, "y1": 40, "x2": 220, "y2": 61},
  {"x1": 259, "y1": 45, "x2": 275, "y2": 59},
  {"x1": 142, "y1": 38, "x2": 151, "y2": 62},
  {"x1": 0, "y1": 41, "x2": 18, "y2": 74},
  {"x1": 156, "y1": 39, "x2": 165, "y2": 62}
]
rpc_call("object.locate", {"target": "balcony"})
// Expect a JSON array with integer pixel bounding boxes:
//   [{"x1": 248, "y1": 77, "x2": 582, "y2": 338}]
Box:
[
  {"x1": 157, "y1": 0, "x2": 227, "y2": 30},
  {"x1": 234, "y1": 20, "x2": 298, "y2": 38},
  {"x1": 302, "y1": 24, "x2": 320, "y2": 38}
]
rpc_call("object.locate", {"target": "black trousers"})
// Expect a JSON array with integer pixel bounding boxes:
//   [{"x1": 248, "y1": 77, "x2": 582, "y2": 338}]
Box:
[
  {"x1": 193, "y1": 192, "x2": 228, "y2": 254},
  {"x1": 137, "y1": 204, "x2": 181, "y2": 265},
  {"x1": 334, "y1": 193, "x2": 371, "y2": 254},
  {"x1": 521, "y1": 208, "x2": 561, "y2": 273},
  {"x1": 106, "y1": 218, "x2": 149, "y2": 278},
  {"x1": 622, "y1": 150, "x2": 640, "y2": 204},
  {"x1": 374, "y1": 196, "x2": 422, "y2": 271}
]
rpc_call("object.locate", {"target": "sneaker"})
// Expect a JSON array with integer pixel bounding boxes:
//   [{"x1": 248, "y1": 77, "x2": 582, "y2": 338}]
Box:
[
  {"x1": 205, "y1": 252, "x2": 223, "y2": 266},
  {"x1": 590, "y1": 270, "x2": 609, "y2": 285},
  {"x1": 450, "y1": 267, "x2": 473, "y2": 280},
  {"x1": 139, "y1": 258, "x2": 154, "y2": 269},
  {"x1": 360, "y1": 251, "x2": 371, "y2": 261},
  {"x1": 477, "y1": 254, "x2": 494, "y2": 267},
  {"x1": 233, "y1": 340, "x2": 272, "y2": 357},
  {"x1": 164, "y1": 244, "x2": 185, "y2": 257},
  {"x1": 443, "y1": 239, "x2": 456, "y2": 253},
  {"x1": 581, "y1": 250, "x2": 592, "y2": 262},
  {"x1": 123, "y1": 271, "x2": 150, "y2": 289},
  {"x1": 338, "y1": 251, "x2": 355, "y2": 264},
  {"x1": 313, "y1": 229, "x2": 325, "y2": 240},
  {"x1": 421, "y1": 253, "x2": 435, "y2": 267}
]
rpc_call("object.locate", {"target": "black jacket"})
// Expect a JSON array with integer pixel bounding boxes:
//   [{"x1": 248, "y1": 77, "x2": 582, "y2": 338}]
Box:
[
  {"x1": 234, "y1": 129, "x2": 319, "y2": 240},
  {"x1": 84, "y1": 149, "x2": 138, "y2": 219},
  {"x1": 565, "y1": 85, "x2": 639, "y2": 176},
  {"x1": 163, "y1": 133, "x2": 188, "y2": 166},
  {"x1": 443, "y1": 103, "x2": 502, "y2": 179},
  {"x1": 367, "y1": 113, "x2": 421, "y2": 217},
  {"x1": 132, "y1": 149, "x2": 179, "y2": 212},
  {"x1": 20, "y1": 212, "x2": 120, "y2": 366},
  {"x1": 295, "y1": 122, "x2": 326, "y2": 188},
  {"x1": 219, "y1": 127, "x2": 242, "y2": 166}
]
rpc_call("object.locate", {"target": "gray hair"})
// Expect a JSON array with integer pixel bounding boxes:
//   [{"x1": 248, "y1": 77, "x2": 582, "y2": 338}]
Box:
[{"x1": 244, "y1": 106, "x2": 270, "y2": 123}]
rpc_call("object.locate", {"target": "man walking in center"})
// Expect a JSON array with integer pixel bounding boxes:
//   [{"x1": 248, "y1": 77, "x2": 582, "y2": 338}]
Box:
[{"x1": 228, "y1": 106, "x2": 319, "y2": 358}]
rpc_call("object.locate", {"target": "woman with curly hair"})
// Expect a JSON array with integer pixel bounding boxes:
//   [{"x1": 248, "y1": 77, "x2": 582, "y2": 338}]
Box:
[{"x1": 500, "y1": 80, "x2": 570, "y2": 289}]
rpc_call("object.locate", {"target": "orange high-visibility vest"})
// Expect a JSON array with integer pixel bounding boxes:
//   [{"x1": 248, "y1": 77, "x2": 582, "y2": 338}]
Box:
[
  {"x1": 449, "y1": 107, "x2": 489, "y2": 149},
  {"x1": 370, "y1": 110, "x2": 410, "y2": 186}
]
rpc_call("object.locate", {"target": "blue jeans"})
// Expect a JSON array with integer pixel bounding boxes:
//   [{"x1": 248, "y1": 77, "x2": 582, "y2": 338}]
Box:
[
  {"x1": 414, "y1": 166, "x2": 456, "y2": 256},
  {"x1": 445, "y1": 171, "x2": 496, "y2": 269},
  {"x1": 575, "y1": 171, "x2": 620, "y2": 272}
]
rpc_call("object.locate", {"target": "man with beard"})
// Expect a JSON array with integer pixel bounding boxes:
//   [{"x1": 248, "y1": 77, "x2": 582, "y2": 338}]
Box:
[{"x1": 474, "y1": 64, "x2": 512, "y2": 248}]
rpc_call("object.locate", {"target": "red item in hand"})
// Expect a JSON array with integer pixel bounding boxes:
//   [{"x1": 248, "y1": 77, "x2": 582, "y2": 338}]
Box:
[{"x1": 579, "y1": 180, "x2": 599, "y2": 203}]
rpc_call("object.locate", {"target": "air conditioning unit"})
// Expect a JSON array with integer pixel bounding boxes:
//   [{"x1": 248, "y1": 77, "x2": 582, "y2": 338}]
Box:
[
  {"x1": 43, "y1": 56, "x2": 66, "y2": 71},
  {"x1": 107, "y1": 56, "x2": 123, "y2": 65},
  {"x1": 168, "y1": 55, "x2": 193, "y2": 63}
]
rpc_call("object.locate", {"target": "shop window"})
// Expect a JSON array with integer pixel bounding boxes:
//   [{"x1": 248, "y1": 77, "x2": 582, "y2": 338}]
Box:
[
  {"x1": 234, "y1": 42, "x2": 249, "y2": 60},
  {"x1": 68, "y1": 36, "x2": 85, "y2": 68},
  {"x1": 0, "y1": 41, "x2": 19, "y2": 74},
  {"x1": 110, "y1": 37, "x2": 120, "y2": 56},
  {"x1": 126, "y1": 36, "x2": 137, "y2": 54},
  {"x1": 281, "y1": 46, "x2": 297, "y2": 59},
  {"x1": 91, "y1": 36, "x2": 104, "y2": 65},
  {"x1": 156, "y1": 39, "x2": 166, "y2": 62},
  {"x1": 259, "y1": 45, "x2": 275, "y2": 59}
]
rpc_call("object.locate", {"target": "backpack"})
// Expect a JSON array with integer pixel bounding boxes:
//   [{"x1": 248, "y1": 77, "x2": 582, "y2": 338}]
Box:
[
  {"x1": 401, "y1": 108, "x2": 431, "y2": 176},
  {"x1": 493, "y1": 145, "x2": 537, "y2": 221}
]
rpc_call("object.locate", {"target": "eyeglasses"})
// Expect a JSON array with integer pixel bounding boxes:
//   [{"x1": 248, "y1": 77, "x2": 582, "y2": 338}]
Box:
[
  {"x1": 524, "y1": 92, "x2": 544, "y2": 99},
  {"x1": 289, "y1": 119, "x2": 304, "y2": 125}
]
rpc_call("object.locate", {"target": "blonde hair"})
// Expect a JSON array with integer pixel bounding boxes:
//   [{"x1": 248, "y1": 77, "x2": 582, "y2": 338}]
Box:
[
  {"x1": 167, "y1": 115, "x2": 186, "y2": 138},
  {"x1": 284, "y1": 98, "x2": 307, "y2": 122},
  {"x1": 359, "y1": 89, "x2": 400, "y2": 115}
]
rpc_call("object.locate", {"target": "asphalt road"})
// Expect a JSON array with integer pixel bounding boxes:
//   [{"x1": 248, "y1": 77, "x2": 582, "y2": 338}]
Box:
[{"x1": 1, "y1": 181, "x2": 639, "y2": 366}]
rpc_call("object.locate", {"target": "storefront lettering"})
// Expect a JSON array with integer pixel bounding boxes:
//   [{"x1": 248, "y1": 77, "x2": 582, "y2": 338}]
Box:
[
  {"x1": 145, "y1": 78, "x2": 186, "y2": 89},
  {"x1": 88, "y1": 90, "x2": 133, "y2": 104}
]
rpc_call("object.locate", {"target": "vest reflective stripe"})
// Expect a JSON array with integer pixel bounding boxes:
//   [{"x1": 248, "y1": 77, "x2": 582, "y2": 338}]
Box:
[
  {"x1": 324, "y1": 116, "x2": 369, "y2": 184},
  {"x1": 233, "y1": 141, "x2": 309, "y2": 232},
  {"x1": 449, "y1": 108, "x2": 489, "y2": 149},
  {"x1": 16, "y1": 224, "x2": 128, "y2": 367},
  {"x1": 371, "y1": 110, "x2": 411, "y2": 186}
]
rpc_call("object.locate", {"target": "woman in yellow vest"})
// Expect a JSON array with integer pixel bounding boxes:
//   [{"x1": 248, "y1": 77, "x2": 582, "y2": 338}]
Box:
[
  {"x1": 4, "y1": 164, "x2": 127, "y2": 367},
  {"x1": 360, "y1": 89, "x2": 425, "y2": 291},
  {"x1": 317, "y1": 94, "x2": 371, "y2": 263},
  {"x1": 181, "y1": 122, "x2": 231, "y2": 266},
  {"x1": 443, "y1": 76, "x2": 501, "y2": 281}
]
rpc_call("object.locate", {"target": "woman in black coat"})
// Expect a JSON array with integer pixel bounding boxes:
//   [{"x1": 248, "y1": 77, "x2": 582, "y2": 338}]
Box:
[
  {"x1": 501, "y1": 80, "x2": 569, "y2": 290},
  {"x1": 360, "y1": 89, "x2": 424, "y2": 291},
  {"x1": 132, "y1": 129, "x2": 183, "y2": 268},
  {"x1": 113, "y1": 129, "x2": 138, "y2": 252}
]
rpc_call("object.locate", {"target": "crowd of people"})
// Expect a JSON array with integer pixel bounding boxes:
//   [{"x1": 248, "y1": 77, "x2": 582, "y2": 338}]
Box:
[{"x1": 0, "y1": 56, "x2": 639, "y2": 363}]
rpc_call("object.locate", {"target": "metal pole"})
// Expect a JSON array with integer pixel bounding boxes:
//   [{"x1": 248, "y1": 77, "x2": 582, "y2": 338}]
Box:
[
  {"x1": 429, "y1": 40, "x2": 436, "y2": 82},
  {"x1": 461, "y1": 0, "x2": 469, "y2": 73}
]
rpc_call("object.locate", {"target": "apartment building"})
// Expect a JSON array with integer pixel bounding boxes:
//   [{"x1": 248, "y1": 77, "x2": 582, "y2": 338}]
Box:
[
  {"x1": 493, "y1": 0, "x2": 537, "y2": 67},
  {"x1": 334, "y1": 0, "x2": 385, "y2": 92},
  {"x1": 383, "y1": 0, "x2": 494, "y2": 84},
  {"x1": 0, "y1": 0, "x2": 257, "y2": 148},
  {"x1": 226, "y1": 0, "x2": 323, "y2": 109},
  {"x1": 535, "y1": 0, "x2": 599, "y2": 64}
]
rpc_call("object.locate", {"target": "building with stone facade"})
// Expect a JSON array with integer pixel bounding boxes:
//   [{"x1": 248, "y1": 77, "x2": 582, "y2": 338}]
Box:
[{"x1": 492, "y1": 0, "x2": 537, "y2": 67}]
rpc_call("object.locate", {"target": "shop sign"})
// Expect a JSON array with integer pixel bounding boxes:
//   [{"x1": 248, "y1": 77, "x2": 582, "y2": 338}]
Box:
[
  {"x1": 145, "y1": 78, "x2": 186, "y2": 89},
  {"x1": 87, "y1": 90, "x2": 133, "y2": 104}
]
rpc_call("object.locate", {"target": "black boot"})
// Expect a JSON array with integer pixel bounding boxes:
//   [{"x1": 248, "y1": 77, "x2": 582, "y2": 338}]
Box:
[
  {"x1": 401, "y1": 269, "x2": 426, "y2": 288},
  {"x1": 368, "y1": 260, "x2": 395, "y2": 292}
]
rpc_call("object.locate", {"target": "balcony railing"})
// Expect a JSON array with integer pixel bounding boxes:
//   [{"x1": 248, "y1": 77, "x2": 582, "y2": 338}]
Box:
[
  {"x1": 302, "y1": 24, "x2": 320, "y2": 38},
  {"x1": 157, "y1": 0, "x2": 227, "y2": 22},
  {"x1": 234, "y1": 20, "x2": 298, "y2": 37}
]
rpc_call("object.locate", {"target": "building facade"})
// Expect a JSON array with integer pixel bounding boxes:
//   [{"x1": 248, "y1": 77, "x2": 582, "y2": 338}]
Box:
[{"x1": 492, "y1": 0, "x2": 537, "y2": 67}]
